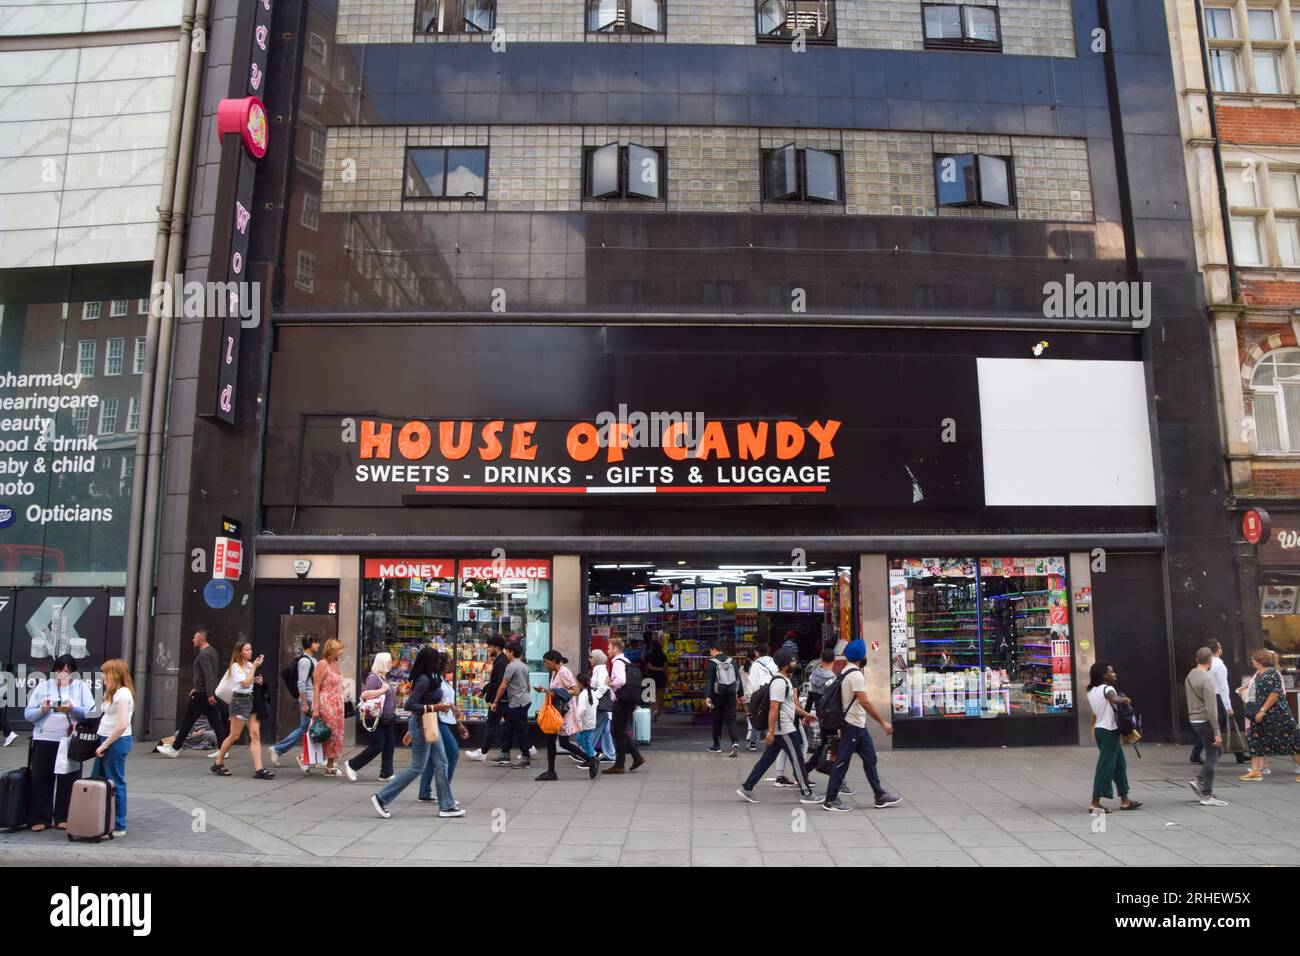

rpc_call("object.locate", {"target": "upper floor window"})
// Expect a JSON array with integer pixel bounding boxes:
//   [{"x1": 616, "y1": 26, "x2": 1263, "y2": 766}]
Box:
[
  {"x1": 922, "y1": 4, "x2": 1001, "y2": 51},
  {"x1": 761, "y1": 145, "x2": 843, "y2": 203},
  {"x1": 109, "y1": 299, "x2": 128, "y2": 317},
  {"x1": 82, "y1": 302, "x2": 100, "y2": 320},
  {"x1": 416, "y1": 0, "x2": 495, "y2": 34},
  {"x1": 306, "y1": 77, "x2": 326, "y2": 104},
  {"x1": 307, "y1": 32, "x2": 328, "y2": 65},
  {"x1": 756, "y1": 0, "x2": 836, "y2": 44},
  {"x1": 584, "y1": 143, "x2": 665, "y2": 200},
  {"x1": 587, "y1": 0, "x2": 664, "y2": 33},
  {"x1": 935, "y1": 153, "x2": 1014, "y2": 209},
  {"x1": 1205, "y1": 3, "x2": 1293, "y2": 94},
  {"x1": 1226, "y1": 161, "x2": 1300, "y2": 267},
  {"x1": 404, "y1": 147, "x2": 487, "y2": 199},
  {"x1": 1252, "y1": 349, "x2": 1300, "y2": 452},
  {"x1": 1205, "y1": 6, "x2": 1235, "y2": 38},
  {"x1": 308, "y1": 129, "x2": 326, "y2": 169}
]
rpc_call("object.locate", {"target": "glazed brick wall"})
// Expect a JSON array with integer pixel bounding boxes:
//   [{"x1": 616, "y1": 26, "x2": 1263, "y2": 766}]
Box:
[
  {"x1": 1216, "y1": 105, "x2": 1300, "y2": 147},
  {"x1": 1242, "y1": 278, "x2": 1300, "y2": 309}
]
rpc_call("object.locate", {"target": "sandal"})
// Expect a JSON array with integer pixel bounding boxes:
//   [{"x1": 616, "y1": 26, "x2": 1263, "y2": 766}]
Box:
[
  {"x1": 1119, "y1": 800, "x2": 1143, "y2": 811},
  {"x1": 210, "y1": 762, "x2": 231, "y2": 776},
  {"x1": 55, "y1": 823, "x2": 67, "y2": 830},
  {"x1": 322, "y1": 768, "x2": 342, "y2": 777},
  {"x1": 254, "y1": 768, "x2": 275, "y2": 780},
  {"x1": 1088, "y1": 806, "x2": 1111, "y2": 814},
  {"x1": 30, "y1": 824, "x2": 47, "y2": 832}
]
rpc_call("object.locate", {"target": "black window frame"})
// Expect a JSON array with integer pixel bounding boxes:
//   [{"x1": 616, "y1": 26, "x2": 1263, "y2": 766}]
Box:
[
  {"x1": 403, "y1": 146, "x2": 490, "y2": 200},
  {"x1": 755, "y1": 0, "x2": 837, "y2": 46},
  {"x1": 933, "y1": 152, "x2": 1016, "y2": 209},
  {"x1": 921, "y1": 3, "x2": 1002, "y2": 52},
  {"x1": 760, "y1": 144, "x2": 845, "y2": 204},
  {"x1": 582, "y1": 142, "x2": 667, "y2": 201},
  {"x1": 585, "y1": 0, "x2": 667, "y2": 35},
  {"x1": 414, "y1": 0, "x2": 496, "y2": 35}
]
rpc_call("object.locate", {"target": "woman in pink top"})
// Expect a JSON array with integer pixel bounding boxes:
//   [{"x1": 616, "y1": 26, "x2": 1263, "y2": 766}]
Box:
[{"x1": 534, "y1": 650, "x2": 598, "y2": 782}]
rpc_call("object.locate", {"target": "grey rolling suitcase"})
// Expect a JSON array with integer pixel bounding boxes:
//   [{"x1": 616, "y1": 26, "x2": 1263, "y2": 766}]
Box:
[{"x1": 66, "y1": 777, "x2": 115, "y2": 841}]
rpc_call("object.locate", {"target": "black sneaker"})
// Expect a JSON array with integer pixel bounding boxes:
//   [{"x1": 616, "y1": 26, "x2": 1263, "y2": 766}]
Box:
[
  {"x1": 417, "y1": 795, "x2": 435, "y2": 802},
  {"x1": 729, "y1": 743, "x2": 740, "y2": 757},
  {"x1": 874, "y1": 793, "x2": 902, "y2": 809},
  {"x1": 370, "y1": 794, "x2": 391, "y2": 819},
  {"x1": 823, "y1": 798, "x2": 853, "y2": 813},
  {"x1": 512, "y1": 761, "x2": 532, "y2": 770},
  {"x1": 798, "y1": 793, "x2": 824, "y2": 805},
  {"x1": 773, "y1": 776, "x2": 796, "y2": 788},
  {"x1": 705, "y1": 745, "x2": 722, "y2": 754},
  {"x1": 535, "y1": 770, "x2": 558, "y2": 781},
  {"x1": 747, "y1": 742, "x2": 757, "y2": 752},
  {"x1": 1190, "y1": 756, "x2": 1204, "y2": 765},
  {"x1": 490, "y1": 757, "x2": 511, "y2": 767}
]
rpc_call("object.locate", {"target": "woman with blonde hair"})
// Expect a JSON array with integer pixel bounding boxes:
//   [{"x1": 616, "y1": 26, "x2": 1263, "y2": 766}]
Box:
[
  {"x1": 211, "y1": 641, "x2": 275, "y2": 779},
  {"x1": 1240, "y1": 649, "x2": 1300, "y2": 781},
  {"x1": 344, "y1": 652, "x2": 396, "y2": 782},
  {"x1": 313, "y1": 638, "x2": 346, "y2": 776},
  {"x1": 91, "y1": 659, "x2": 135, "y2": 836},
  {"x1": 589, "y1": 648, "x2": 616, "y2": 762}
]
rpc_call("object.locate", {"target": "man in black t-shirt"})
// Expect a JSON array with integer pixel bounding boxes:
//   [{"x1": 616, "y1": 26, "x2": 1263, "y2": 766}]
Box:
[{"x1": 466, "y1": 636, "x2": 508, "y2": 761}]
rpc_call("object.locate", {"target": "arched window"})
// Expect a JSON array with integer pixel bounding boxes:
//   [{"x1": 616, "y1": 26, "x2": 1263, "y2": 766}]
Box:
[{"x1": 1252, "y1": 349, "x2": 1300, "y2": 452}]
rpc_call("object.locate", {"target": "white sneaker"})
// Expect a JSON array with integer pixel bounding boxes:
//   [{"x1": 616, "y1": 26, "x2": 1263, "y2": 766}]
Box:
[
  {"x1": 439, "y1": 807, "x2": 466, "y2": 818},
  {"x1": 343, "y1": 760, "x2": 357, "y2": 782},
  {"x1": 207, "y1": 750, "x2": 221, "y2": 759},
  {"x1": 111, "y1": 830, "x2": 127, "y2": 838},
  {"x1": 2, "y1": 731, "x2": 17, "y2": 747},
  {"x1": 156, "y1": 744, "x2": 180, "y2": 758},
  {"x1": 1262, "y1": 766, "x2": 1272, "y2": 775},
  {"x1": 465, "y1": 748, "x2": 486, "y2": 761},
  {"x1": 268, "y1": 748, "x2": 280, "y2": 767},
  {"x1": 1199, "y1": 796, "x2": 1230, "y2": 807},
  {"x1": 529, "y1": 746, "x2": 538, "y2": 757}
]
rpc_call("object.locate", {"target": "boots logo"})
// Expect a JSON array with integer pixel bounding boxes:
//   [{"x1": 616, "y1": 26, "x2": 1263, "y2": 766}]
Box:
[
  {"x1": 49, "y1": 886, "x2": 152, "y2": 936},
  {"x1": 0, "y1": 505, "x2": 13, "y2": 528}
]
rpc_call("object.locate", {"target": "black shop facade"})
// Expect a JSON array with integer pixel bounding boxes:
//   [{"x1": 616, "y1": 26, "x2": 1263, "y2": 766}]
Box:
[{"x1": 247, "y1": 322, "x2": 1172, "y2": 749}]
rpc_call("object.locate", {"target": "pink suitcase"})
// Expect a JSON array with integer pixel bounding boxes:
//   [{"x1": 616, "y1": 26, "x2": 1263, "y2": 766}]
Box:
[{"x1": 66, "y1": 778, "x2": 116, "y2": 841}]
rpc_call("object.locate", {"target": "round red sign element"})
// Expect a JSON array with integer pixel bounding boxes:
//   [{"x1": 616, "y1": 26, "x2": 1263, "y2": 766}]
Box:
[
  {"x1": 216, "y1": 96, "x2": 269, "y2": 159},
  {"x1": 1243, "y1": 508, "x2": 1271, "y2": 545}
]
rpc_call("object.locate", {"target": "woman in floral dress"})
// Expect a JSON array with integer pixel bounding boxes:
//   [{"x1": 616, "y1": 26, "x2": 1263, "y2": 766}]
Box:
[
  {"x1": 1241, "y1": 649, "x2": 1300, "y2": 782},
  {"x1": 312, "y1": 638, "x2": 346, "y2": 775}
]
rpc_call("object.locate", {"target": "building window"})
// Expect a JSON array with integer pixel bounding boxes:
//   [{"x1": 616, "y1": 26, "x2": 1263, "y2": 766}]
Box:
[
  {"x1": 1227, "y1": 161, "x2": 1300, "y2": 267},
  {"x1": 1247, "y1": 5, "x2": 1278, "y2": 39},
  {"x1": 82, "y1": 302, "x2": 100, "y2": 320},
  {"x1": 888, "y1": 557, "x2": 1074, "y2": 719},
  {"x1": 1233, "y1": 215, "x2": 1264, "y2": 264},
  {"x1": 137, "y1": 298, "x2": 149, "y2": 315},
  {"x1": 77, "y1": 340, "x2": 95, "y2": 377},
  {"x1": 308, "y1": 129, "x2": 326, "y2": 169},
  {"x1": 1210, "y1": 49, "x2": 1241, "y2": 91},
  {"x1": 404, "y1": 147, "x2": 487, "y2": 199},
  {"x1": 921, "y1": 4, "x2": 1001, "y2": 51},
  {"x1": 105, "y1": 337, "x2": 124, "y2": 376},
  {"x1": 416, "y1": 0, "x2": 495, "y2": 34},
  {"x1": 99, "y1": 398, "x2": 118, "y2": 435},
  {"x1": 133, "y1": 336, "x2": 147, "y2": 374},
  {"x1": 587, "y1": 0, "x2": 664, "y2": 33},
  {"x1": 301, "y1": 192, "x2": 321, "y2": 230},
  {"x1": 73, "y1": 407, "x2": 89, "y2": 437},
  {"x1": 296, "y1": 251, "x2": 316, "y2": 293},
  {"x1": 756, "y1": 0, "x2": 836, "y2": 44},
  {"x1": 583, "y1": 143, "x2": 665, "y2": 200},
  {"x1": 935, "y1": 153, "x2": 1014, "y2": 208},
  {"x1": 306, "y1": 77, "x2": 326, "y2": 104},
  {"x1": 1206, "y1": 3, "x2": 1294, "y2": 94},
  {"x1": 109, "y1": 299, "x2": 128, "y2": 317},
  {"x1": 761, "y1": 145, "x2": 843, "y2": 203},
  {"x1": 308, "y1": 32, "x2": 328, "y2": 64},
  {"x1": 1252, "y1": 349, "x2": 1300, "y2": 452},
  {"x1": 1205, "y1": 5, "x2": 1235, "y2": 37},
  {"x1": 1254, "y1": 49, "x2": 1283, "y2": 92},
  {"x1": 126, "y1": 396, "x2": 141, "y2": 433}
]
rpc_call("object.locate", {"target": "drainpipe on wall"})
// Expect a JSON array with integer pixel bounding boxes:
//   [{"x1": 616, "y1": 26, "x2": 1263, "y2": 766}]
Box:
[
  {"x1": 123, "y1": 0, "x2": 198, "y2": 726},
  {"x1": 1193, "y1": 0, "x2": 1242, "y2": 303},
  {"x1": 131, "y1": 0, "x2": 213, "y2": 733}
]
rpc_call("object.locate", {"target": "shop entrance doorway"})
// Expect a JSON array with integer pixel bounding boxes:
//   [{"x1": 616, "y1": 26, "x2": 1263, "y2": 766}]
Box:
[{"x1": 585, "y1": 556, "x2": 857, "y2": 750}]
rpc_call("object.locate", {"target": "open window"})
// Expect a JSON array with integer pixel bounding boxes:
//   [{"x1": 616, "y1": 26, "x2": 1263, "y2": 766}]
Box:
[
  {"x1": 587, "y1": 0, "x2": 664, "y2": 34},
  {"x1": 934, "y1": 153, "x2": 1014, "y2": 209},
  {"x1": 584, "y1": 143, "x2": 665, "y2": 200},
  {"x1": 415, "y1": 0, "x2": 495, "y2": 34},
  {"x1": 404, "y1": 147, "x2": 488, "y2": 199},
  {"x1": 756, "y1": 0, "x2": 836, "y2": 44},
  {"x1": 922, "y1": 4, "x2": 1001, "y2": 51},
  {"x1": 762, "y1": 145, "x2": 843, "y2": 203}
]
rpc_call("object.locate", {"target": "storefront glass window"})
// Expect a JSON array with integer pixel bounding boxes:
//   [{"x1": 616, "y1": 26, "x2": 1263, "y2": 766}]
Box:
[
  {"x1": 889, "y1": 557, "x2": 1074, "y2": 719},
  {"x1": 359, "y1": 558, "x2": 551, "y2": 721}
]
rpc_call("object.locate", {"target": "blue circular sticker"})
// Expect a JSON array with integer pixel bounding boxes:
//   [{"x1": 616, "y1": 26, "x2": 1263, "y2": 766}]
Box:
[
  {"x1": 204, "y1": 579, "x2": 234, "y2": 609},
  {"x1": 0, "y1": 505, "x2": 15, "y2": 529}
]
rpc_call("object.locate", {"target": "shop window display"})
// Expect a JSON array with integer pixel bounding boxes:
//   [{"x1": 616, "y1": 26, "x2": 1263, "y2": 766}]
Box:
[
  {"x1": 359, "y1": 558, "x2": 551, "y2": 723},
  {"x1": 888, "y1": 557, "x2": 1074, "y2": 719}
]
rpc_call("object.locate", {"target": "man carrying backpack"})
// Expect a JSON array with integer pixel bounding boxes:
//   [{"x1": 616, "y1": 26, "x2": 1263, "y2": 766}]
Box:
[
  {"x1": 601, "y1": 638, "x2": 646, "y2": 775},
  {"x1": 269, "y1": 635, "x2": 320, "y2": 773},
  {"x1": 704, "y1": 643, "x2": 741, "y2": 756},
  {"x1": 737, "y1": 647, "x2": 820, "y2": 804},
  {"x1": 743, "y1": 644, "x2": 776, "y2": 752},
  {"x1": 822, "y1": 639, "x2": 900, "y2": 812}
]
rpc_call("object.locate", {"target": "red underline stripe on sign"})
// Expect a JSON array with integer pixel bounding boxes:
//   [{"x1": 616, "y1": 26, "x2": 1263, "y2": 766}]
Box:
[{"x1": 412, "y1": 485, "x2": 829, "y2": 495}]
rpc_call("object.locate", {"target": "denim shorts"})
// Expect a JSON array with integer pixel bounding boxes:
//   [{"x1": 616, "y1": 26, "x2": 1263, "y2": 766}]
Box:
[{"x1": 230, "y1": 693, "x2": 253, "y2": 720}]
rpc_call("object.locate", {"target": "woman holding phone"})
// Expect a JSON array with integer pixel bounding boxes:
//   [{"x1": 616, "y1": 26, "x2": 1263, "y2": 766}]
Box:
[
  {"x1": 24, "y1": 654, "x2": 94, "y2": 830},
  {"x1": 211, "y1": 641, "x2": 275, "y2": 779}
]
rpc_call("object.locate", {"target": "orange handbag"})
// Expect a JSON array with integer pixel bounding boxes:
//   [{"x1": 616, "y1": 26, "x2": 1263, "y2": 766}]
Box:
[{"x1": 538, "y1": 693, "x2": 564, "y2": 735}]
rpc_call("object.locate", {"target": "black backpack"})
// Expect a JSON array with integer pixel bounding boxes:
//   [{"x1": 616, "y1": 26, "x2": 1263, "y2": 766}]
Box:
[
  {"x1": 746, "y1": 675, "x2": 789, "y2": 733},
  {"x1": 281, "y1": 654, "x2": 315, "y2": 699},
  {"x1": 816, "y1": 670, "x2": 852, "y2": 735},
  {"x1": 615, "y1": 658, "x2": 643, "y2": 707}
]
